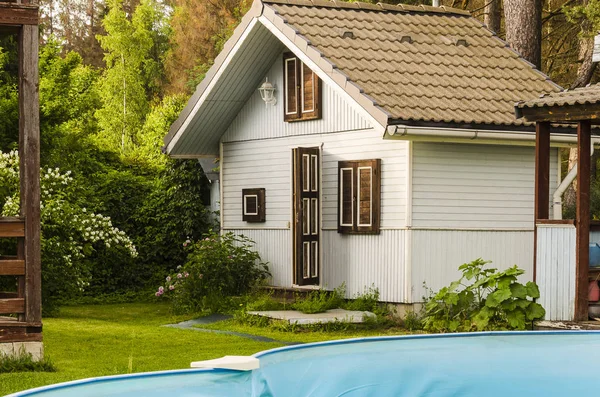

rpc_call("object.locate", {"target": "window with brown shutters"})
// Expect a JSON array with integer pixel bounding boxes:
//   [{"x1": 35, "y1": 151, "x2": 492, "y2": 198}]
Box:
[
  {"x1": 283, "y1": 53, "x2": 321, "y2": 122},
  {"x1": 338, "y1": 159, "x2": 381, "y2": 234}
]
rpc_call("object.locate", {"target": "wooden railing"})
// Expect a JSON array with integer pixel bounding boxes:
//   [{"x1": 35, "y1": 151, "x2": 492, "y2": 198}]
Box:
[{"x1": 0, "y1": 217, "x2": 26, "y2": 321}]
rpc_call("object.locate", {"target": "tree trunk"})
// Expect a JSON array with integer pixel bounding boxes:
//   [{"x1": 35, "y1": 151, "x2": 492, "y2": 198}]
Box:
[
  {"x1": 484, "y1": 0, "x2": 502, "y2": 34},
  {"x1": 570, "y1": 0, "x2": 597, "y2": 89},
  {"x1": 504, "y1": 0, "x2": 542, "y2": 69}
]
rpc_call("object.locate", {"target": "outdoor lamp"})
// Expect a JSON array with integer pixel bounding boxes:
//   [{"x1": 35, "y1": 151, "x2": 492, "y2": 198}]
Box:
[{"x1": 259, "y1": 77, "x2": 276, "y2": 106}]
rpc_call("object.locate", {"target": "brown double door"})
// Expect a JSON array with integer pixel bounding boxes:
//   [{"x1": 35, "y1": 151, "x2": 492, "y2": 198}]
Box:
[{"x1": 293, "y1": 147, "x2": 320, "y2": 286}]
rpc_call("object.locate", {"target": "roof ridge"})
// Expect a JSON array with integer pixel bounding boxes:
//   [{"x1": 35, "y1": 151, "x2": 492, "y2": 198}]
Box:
[{"x1": 262, "y1": 0, "x2": 471, "y2": 17}]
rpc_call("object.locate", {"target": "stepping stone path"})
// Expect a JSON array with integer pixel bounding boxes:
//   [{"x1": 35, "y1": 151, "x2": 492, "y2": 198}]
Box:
[
  {"x1": 248, "y1": 308, "x2": 376, "y2": 325},
  {"x1": 163, "y1": 313, "x2": 300, "y2": 345}
]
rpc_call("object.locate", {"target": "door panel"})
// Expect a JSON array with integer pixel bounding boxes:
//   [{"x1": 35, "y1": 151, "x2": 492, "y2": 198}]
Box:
[{"x1": 293, "y1": 147, "x2": 320, "y2": 286}]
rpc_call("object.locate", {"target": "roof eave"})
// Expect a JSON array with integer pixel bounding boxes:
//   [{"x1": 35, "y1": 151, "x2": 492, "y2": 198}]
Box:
[{"x1": 164, "y1": 0, "x2": 265, "y2": 156}]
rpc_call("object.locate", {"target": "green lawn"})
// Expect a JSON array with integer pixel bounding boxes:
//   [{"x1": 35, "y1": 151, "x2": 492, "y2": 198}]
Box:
[
  {"x1": 0, "y1": 303, "x2": 281, "y2": 396},
  {"x1": 0, "y1": 303, "x2": 408, "y2": 396}
]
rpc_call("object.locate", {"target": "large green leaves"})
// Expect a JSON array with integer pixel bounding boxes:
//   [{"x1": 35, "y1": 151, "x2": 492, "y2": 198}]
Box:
[{"x1": 423, "y1": 259, "x2": 546, "y2": 333}]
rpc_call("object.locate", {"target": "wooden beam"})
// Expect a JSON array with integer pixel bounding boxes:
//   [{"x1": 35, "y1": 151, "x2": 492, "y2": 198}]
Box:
[
  {"x1": 0, "y1": 217, "x2": 25, "y2": 237},
  {"x1": 0, "y1": 3, "x2": 38, "y2": 26},
  {"x1": 0, "y1": 326, "x2": 42, "y2": 342},
  {"x1": 0, "y1": 259, "x2": 25, "y2": 275},
  {"x1": 19, "y1": 24, "x2": 41, "y2": 325},
  {"x1": 0, "y1": 298, "x2": 25, "y2": 314},
  {"x1": 575, "y1": 120, "x2": 591, "y2": 321},
  {"x1": 533, "y1": 122, "x2": 551, "y2": 282},
  {"x1": 521, "y1": 103, "x2": 600, "y2": 123}
]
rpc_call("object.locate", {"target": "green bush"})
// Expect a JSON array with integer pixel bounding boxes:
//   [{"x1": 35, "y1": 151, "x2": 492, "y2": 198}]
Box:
[
  {"x1": 423, "y1": 259, "x2": 546, "y2": 333},
  {"x1": 158, "y1": 231, "x2": 270, "y2": 314},
  {"x1": 343, "y1": 285, "x2": 381, "y2": 313},
  {"x1": 292, "y1": 285, "x2": 345, "y2": 314}
]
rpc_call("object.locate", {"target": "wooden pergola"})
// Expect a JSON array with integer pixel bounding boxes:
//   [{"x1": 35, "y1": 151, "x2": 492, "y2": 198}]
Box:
[
  {"x1": 0, "y1": 1, "x2": 42, "y2": 350},
  {"x1": 517, "y1": 86, "x2": 600, "y2": 321}
]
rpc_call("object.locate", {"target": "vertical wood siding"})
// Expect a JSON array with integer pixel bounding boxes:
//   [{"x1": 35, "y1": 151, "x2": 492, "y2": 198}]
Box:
[
  {"x1": 228, "y1": 229, "x2": 293, "y2": 288},
  {"x1": 221, "y1": 129, "x2": 408, "y2": 229},
  {"x1": 411, "y1": 143, "x2": 559, "y2": 229},
  {"x1": 322, "y1": 230, "x2": 407, "y2": 302},
  {"x1": 221, "y1": 52, "x2": 372, "y2": 143},
  {"x1": 410, "y1": 229, "x2": 534, "y2": 302},
  {"x1": 536, "y1": 224, "x2": 576, "y2": 321}
]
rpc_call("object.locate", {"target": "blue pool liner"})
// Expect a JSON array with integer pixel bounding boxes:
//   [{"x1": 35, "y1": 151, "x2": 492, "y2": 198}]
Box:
[{"x1": 7, "y1": 331, "x2": 600, "y2": 397}]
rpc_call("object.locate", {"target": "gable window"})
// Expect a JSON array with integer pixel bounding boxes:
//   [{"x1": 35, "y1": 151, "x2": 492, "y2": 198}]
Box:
[
  {"x1": 338, "y1": 159, "x2": 381, "y2": 234},
  {"x1": 283, "y1": 53, "x2": 321, "y2": 122}
]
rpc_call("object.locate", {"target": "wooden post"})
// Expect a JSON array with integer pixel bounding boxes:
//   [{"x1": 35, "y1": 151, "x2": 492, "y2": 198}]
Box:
[
  {"x1": 18, "y1": 24, "x2": 41, "y2": 325},
  {"x1": 575, "y1": 120, "x2": 591, "y2": 321},
  {"x1": 533, "y1": 121, "x2": 550, "y2": 281}
]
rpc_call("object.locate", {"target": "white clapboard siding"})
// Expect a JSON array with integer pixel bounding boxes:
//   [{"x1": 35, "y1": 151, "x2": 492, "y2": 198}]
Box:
[
  {"x1": 410, "y1": 229, "x2": 534, "y2": 302},
  {"x1": 322, "y1": 230, "x2": 407, "y2": 303},
  {"x1": 221, "y1": 129, "x2": 408, "y2": 229},
  {"x1": 221, "y1": 52, "x2": 372, "y2": 143},
  {"x1": 227, "y1": 229, "x2": 293, "y2": 288},
  {"x1": 536, "y1": 224, "x2": 576, "y2": 321},
  {"x1": 411, "y1": 143, "x2": 559, "y2": 229}
]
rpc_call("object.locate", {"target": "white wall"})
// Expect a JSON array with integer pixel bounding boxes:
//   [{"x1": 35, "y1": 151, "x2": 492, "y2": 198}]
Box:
[
  {"x1": 536, "y1": 224, "x2": 576, "y2": 321},
  {"x1": 220, "y1": 52, "x2": 409, "y2": 298},
  {"x1": 411, "y1": 142, "x2": 559, "y2": 229}
]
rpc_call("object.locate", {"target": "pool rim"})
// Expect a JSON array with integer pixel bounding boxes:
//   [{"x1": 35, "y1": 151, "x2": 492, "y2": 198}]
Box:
[{"x1": 7, "y1": 330, "x2": 600, "y2": 397}]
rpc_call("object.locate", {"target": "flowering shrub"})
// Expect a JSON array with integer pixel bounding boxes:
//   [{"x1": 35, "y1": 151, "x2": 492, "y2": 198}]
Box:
[
  {"x1": 0, "y1": 150, "x2": 137, "y2": 314},
  {"x1": 158, "y1": 231, "x2": 270, "y2": 313}
]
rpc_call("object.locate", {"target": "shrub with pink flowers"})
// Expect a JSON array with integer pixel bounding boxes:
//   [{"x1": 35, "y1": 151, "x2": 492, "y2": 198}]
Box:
[{"x1": 157, "y1": 230, "x2": 270, "y2": 313}]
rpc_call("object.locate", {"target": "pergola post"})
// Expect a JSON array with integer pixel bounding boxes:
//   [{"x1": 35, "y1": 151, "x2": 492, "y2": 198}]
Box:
[
  {"x1": 575, "y1": 120, "x2": 591, "y2": 321},
  {"x1": 533, "y1": 121, "x2": 551, "y2": 281}
]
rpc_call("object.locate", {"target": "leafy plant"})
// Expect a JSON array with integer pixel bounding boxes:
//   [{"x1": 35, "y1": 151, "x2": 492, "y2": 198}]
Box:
[
  {"x1": 0, "y1": 151, "x2": 138, "y2": 315},
  {"x1": 343, "y1": 284, "x2": 381, "y2": 313},
  {"x1": 157, "y1": 231, "x2": 270, "y2": 314},
  {"x1": 292, "y1": 284, "x2": 346, "y2": 314},
  {"x1": 0, "y1": 350, "x2": 56, "y2": 374},
  {"x1": 423, "y1": 258, "x2": 545, "y2": 333},
  {"x1": 402, "y1": 310, "x2": 424, "y2": 331}
]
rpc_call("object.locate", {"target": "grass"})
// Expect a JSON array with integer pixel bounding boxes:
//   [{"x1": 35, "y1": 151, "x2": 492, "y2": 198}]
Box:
[
  {"x1": 0, "y1": 303, "x2": 281, "y2": 396},
  {"x1": 0, "y1": 302, "x2": 411, "y2": 396},
  {"x1": 198, "y1": 319, "x2": 410, "y2": 344}
]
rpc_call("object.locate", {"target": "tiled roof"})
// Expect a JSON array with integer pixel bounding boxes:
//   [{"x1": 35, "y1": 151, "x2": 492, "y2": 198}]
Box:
[
  {"x1": 265, "y1": 0, "x2": 561, "y2": 127},
  {"x1": 516, "y1": 84, "x2": 600, "y2": 109}
]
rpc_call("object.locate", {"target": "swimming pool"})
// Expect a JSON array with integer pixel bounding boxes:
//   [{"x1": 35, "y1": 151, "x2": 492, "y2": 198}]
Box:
[{"x1": 8, "y1": 331, "x2": 600, "y2": 396}]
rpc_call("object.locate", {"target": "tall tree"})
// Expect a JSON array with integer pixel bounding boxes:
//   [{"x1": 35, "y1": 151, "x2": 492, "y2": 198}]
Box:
[
  {"x1": 484, "y1": 0, "x2": 502, "y2": 33},
  {"x1": 164, "y1": 0, "x2": 250, "y2": 94},
  {"x1": 95, "y1": 0, "x2": 167, "y2": 154},
  {"x1": 504, "y1": 0, "x2": 543, "y2": 68}
]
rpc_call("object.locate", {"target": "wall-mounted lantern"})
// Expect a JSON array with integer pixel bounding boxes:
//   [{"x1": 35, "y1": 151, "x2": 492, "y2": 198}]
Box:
[{"x1": 258, "y1": 77, "x2": 276, "y2": 106}]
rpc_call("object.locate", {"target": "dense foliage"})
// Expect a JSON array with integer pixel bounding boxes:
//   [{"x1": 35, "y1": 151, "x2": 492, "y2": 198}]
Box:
[
  {"x1": 423, "y1": 259, "x2": 546, "y2": 333},
  {"x1": 157, "y1": 231, "x2": 270, "y2": 313},
  {"x1": 0, "y1": 0, "x2": 213, "y2": 311}
]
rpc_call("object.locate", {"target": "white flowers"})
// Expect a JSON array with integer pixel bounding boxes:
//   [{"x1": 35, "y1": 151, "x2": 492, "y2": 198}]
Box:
[{"x1": 0, "y1": 150, "x2": 139, "y2": 262}]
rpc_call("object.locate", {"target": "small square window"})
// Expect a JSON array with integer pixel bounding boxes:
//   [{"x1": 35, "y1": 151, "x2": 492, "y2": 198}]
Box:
[{"x1": 242, "y1": 188, "x2": 265, "y2": 222}]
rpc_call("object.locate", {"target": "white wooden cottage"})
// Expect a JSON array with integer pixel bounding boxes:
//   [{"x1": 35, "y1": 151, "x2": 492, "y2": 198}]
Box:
[{"x1": 165, "y1": 0, "x2": 578, "y2": 307}]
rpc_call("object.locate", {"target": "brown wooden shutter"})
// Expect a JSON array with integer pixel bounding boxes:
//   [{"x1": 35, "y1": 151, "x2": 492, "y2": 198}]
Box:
[
  {"x1": 242, "y1": 188, "x2": 265, "y2": 222},
  {"x1": 338, "y1": 163, "x2": 354, "y2": 233},
  {"x1": 283, "y1": 53, "x2": 321, "y2": 122},
  {"x1": 356, "y1": 159, "x2": 380, "y2": 234},
  {"x1": 338, "y1": 159, "x2": 380, "y2": 234},
  {"x1": 301, "y1": 63, "x2": 321, "y2": 120},
  {"x1": 283, "y1": 53, "x2": 299, "y2": 122}
]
